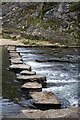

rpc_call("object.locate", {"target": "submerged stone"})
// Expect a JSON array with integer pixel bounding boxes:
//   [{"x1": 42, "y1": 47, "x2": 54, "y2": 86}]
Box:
[
  {"x1": 36, "y1": 58, "x2": 74, "y2": 63},
  {"x1": 30, "y1": 92, "x2": 61, "y2": 109},
  {"x1": 17, "y1": 75, "x2": 46, "y2": 83},
  {"x1": 21, "y1": 82, "x2": 42, "y2": 91},
  {"x1": 9, "y1": 64, "x2": 31, "y2": 71},
  {"x1": 20, "y1": 70, "x2": 36, "y2": 75}
]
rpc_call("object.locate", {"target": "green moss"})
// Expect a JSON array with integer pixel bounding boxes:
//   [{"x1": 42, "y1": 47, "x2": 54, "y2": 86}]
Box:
[
  {"x1": 65, "y1": 29, "x2": 76, "y2": 33},
  {"x1": 42, "y1": 2, "x2": 59, "y2": 15},
  {"x1": 69, "y1": 2, "x2": 80, "y2": 12},
  {"x1": 2, "y1": 33, "x2": 11, "y2": 39}
]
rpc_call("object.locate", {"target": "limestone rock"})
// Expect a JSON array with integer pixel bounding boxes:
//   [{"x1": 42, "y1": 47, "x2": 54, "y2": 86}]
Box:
[
  {"x1": 21, "y1": 82, "x2": 42, "y2": 91},
  {"x1": 17, "y1": 75, "x2": 46, "y2": 83},
  {"x1": 9, "y1": 64, "x2": 31, "y2": 71},
  {"x1": 30, "y1": 92, "x2": 61, "y2": 109},
  {"x1": 7, "y1": 46, "x2": 15, "y2": 51},
  {"x1": 10, "y1": 59, "x2": 23, "y2": 64},
  {"x1": 22, "y1": 107, "x2": 78, "y2": 118},
  {"x1": 9, "y1": 52, "x2": 20, "y2": 57},
  {"x1": 20, "y1": 70, "x2": 36, "y2": 75}
]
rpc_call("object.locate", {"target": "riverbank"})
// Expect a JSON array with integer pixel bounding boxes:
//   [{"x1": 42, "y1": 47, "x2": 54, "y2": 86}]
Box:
[
  {"x1": 1, "y1": 38, "x2": 80, "y2": 119},
  {"x1": 0, "y1": 38, "x2": 80, "y2": 48}
]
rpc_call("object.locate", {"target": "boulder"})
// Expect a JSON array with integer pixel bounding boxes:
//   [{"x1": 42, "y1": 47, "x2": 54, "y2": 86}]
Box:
[
  {"x1": 9, "y1": 64, "x2": 31, "y2": 71},
  {"x1": 21, "y1": 82, "x2": 42, "y2": 91},
  {"x1": 20, "y1": 70, "x2": 36, "y2": 75},
  {"x1": 30, "y1": 92, "x2": 61, "y2": 109},
  {"x1": 17, "y1": 75, "x2": 46, "y2": 83}
]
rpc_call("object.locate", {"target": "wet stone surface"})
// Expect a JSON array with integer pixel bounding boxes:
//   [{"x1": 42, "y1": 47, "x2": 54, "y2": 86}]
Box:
[
  {"x1": 17, "y1": 75, "x2": 46, "y2": 83},
  {"x1": 9, "y1": 64, "x2": 31, "y2": 71},
  {"x1": 21, "y1": 82, "x2": 42, "y2": 91},
  {"x1": 30, "y1": 92, "x2": 61, "y2": 109},
  {"x1": 20, "y1": 70, "x2": 36, "y2": 75},
  {"x1": 7, "y1": 46, "x2": 15, "y2": 51},
  {"x1": 22, "y1": 107, "x2": 78, "y2": 118},
  {"x1": 9, "y1": 53, "x2": 20, "y2": 58},
  {"x1": 10, "y1": 59, "x2": 23, "y2": 64}
]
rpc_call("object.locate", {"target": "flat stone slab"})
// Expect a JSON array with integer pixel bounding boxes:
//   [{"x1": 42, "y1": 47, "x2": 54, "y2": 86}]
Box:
[
  {"x1": 10, "y1": 59, "x2": 23, "y2": 64},
  {"x1": 22, "y1": 107, "x2": 78, "y2": 118},
  {"x1": 21, "y1": 82, "x2": 42, "y2": 91},
  {"x1": 7, "y1": 46, "x2": 15, "y2": 51},
  {"x1": 30, "y1": 92, "x2": 61, "y2": 109},
  {"x1": 35, "y1": 58, "x2": 74, "y2": 63},
  {"x1": 20, "y1": 70, "x2": 36, "y2": 75},
  {"x1": 9, "y1": 53, "x2": 20, "y2": 58},
  {"x1": 9, "y1": 64, "x2": 31, "y2": 71},
  {"x1": 9, "y1": 50, "x2": 18, "y2": 53},
  {"x1": 17, "y1": 75, "x2": 46, "y2": 83}
]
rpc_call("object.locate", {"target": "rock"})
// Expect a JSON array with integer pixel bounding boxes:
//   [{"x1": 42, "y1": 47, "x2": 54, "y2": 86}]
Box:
[
  {"x1": 33, "y1": 52, "x2": 44, "y2": 54},
  {"x1": 22, "y1": 107, "x2": 78, "y2": 118},
  {"x1": 36, "y1": 58, "x2": 75, "y2": 63},
  {"x1": 9, "y1": 64, "x2": 31, "y2": 71},
  {"x1": 9, "y1": 53, "x2": 20, "y2": 58},
  {"x1": 21, "y1": 82, "x2": 42, "y2": 91},
  {"x1": 20, "y1": 70, "x2": 36, "y2": 75},
  {"x1": 7, "y1": 46, "x2": 15, "y2": 51},
  {"x1": 9, "y1": 50, "x2": 18, "y2": 53},
  {"x1": 9, "y1": 57, "x2": 22, "y2": 61},
  {"x1": 10, "y1": 59, "x2": 23, "y2": 64},
  {"x1": 30, "y1": 92, "x2": 61, "y2": 109},
  {"x1": 10, "y1": 34, "x2": 17, "y2": 39},
  {"x1": 17, "y1": 75, "x2": 46, "y2": 83}
]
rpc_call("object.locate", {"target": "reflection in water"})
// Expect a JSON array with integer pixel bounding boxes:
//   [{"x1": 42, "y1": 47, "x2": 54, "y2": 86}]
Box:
[{"x1": 2, "y1": 47, "x2": 32, "y2": 117}]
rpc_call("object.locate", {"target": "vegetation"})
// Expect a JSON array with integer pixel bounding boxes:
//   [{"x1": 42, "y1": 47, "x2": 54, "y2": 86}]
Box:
[{"x1": 69, "y1": 2, "x2": 80, "y2": 12}]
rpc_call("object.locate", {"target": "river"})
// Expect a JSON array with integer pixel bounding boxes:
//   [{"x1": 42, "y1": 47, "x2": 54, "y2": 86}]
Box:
[{"x1": 1, "y1": 46, "x2": 79, "y2": 117}]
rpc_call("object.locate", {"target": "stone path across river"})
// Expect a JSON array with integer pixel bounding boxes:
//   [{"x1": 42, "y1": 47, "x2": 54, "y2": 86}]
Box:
[{"x1": 4, "y1": 45, "x2": 79, "y2": 118}]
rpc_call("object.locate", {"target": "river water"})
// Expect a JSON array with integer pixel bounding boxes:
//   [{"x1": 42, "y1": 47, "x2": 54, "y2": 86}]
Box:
[{"x1": 1, "y1": 46, "x2": 79, "y2": 117}]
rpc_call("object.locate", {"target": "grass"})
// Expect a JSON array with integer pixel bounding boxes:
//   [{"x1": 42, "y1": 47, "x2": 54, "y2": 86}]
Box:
[{"x1": 2, "y1": 33, "x2": 11, "y2": 39}]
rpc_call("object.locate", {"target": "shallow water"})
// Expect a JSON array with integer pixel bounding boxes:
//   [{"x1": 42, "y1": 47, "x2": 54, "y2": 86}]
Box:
[
  {"x1": 1, "y1": 46, "x2": 79, "y2": 117},
  {"x1": 16, "y1": 47, "x2": 79, "y2": 108}
]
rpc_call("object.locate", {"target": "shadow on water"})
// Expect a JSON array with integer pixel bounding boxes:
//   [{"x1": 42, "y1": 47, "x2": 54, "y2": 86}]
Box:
[{"x1": 2, "y1": 47, "x2": 34, "y2": 117}]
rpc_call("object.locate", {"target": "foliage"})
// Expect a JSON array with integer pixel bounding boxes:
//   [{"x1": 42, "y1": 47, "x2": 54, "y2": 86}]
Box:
[{"x1": 69, "y1": 2, "x2": 80, "y2": 12}]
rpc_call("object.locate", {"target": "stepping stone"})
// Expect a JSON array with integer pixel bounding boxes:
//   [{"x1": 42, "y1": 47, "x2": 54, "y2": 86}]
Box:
[
  {"x1": 9, "y1": 57, "x2": 22, "y2": 61},
  {"x1": 7, "y1": 46, "x2": 15, "y2": 51},
  {"x1": 20, "y1": 70, "x2": 36, "y2": 75},
  {"x1": 36, "y1": 58, "x2": 74, "y2": 63},
  {"x1": 21, "y1": 82, "x2": 42, "y2": 91},
  {"x1": 9, "y1": 53, "x2": 20, "y2": 58},
  {"x1": 9, "y1": 64, "x2": 31, "y2": 71},
  {"x1": 22, "y1": 107, "x2": 78, "y2": 118},
  {"x1": 17, "y1": 75, "x2": 46, "y2": 83},
  {"x1": 9, "y1": 50, "x2": 18, "y2": 53},
  {"x1": 10, "y1": 59, "x2": 23, "y2": 64},
  {"x1": 30, "y1": 92, "x2": 61, "y2": 109}
]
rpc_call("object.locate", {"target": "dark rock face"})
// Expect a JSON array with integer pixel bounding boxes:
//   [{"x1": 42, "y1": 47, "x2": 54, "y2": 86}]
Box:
[{"x1": 2, "y1": 2, "x2": 79, "y2": 46}]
